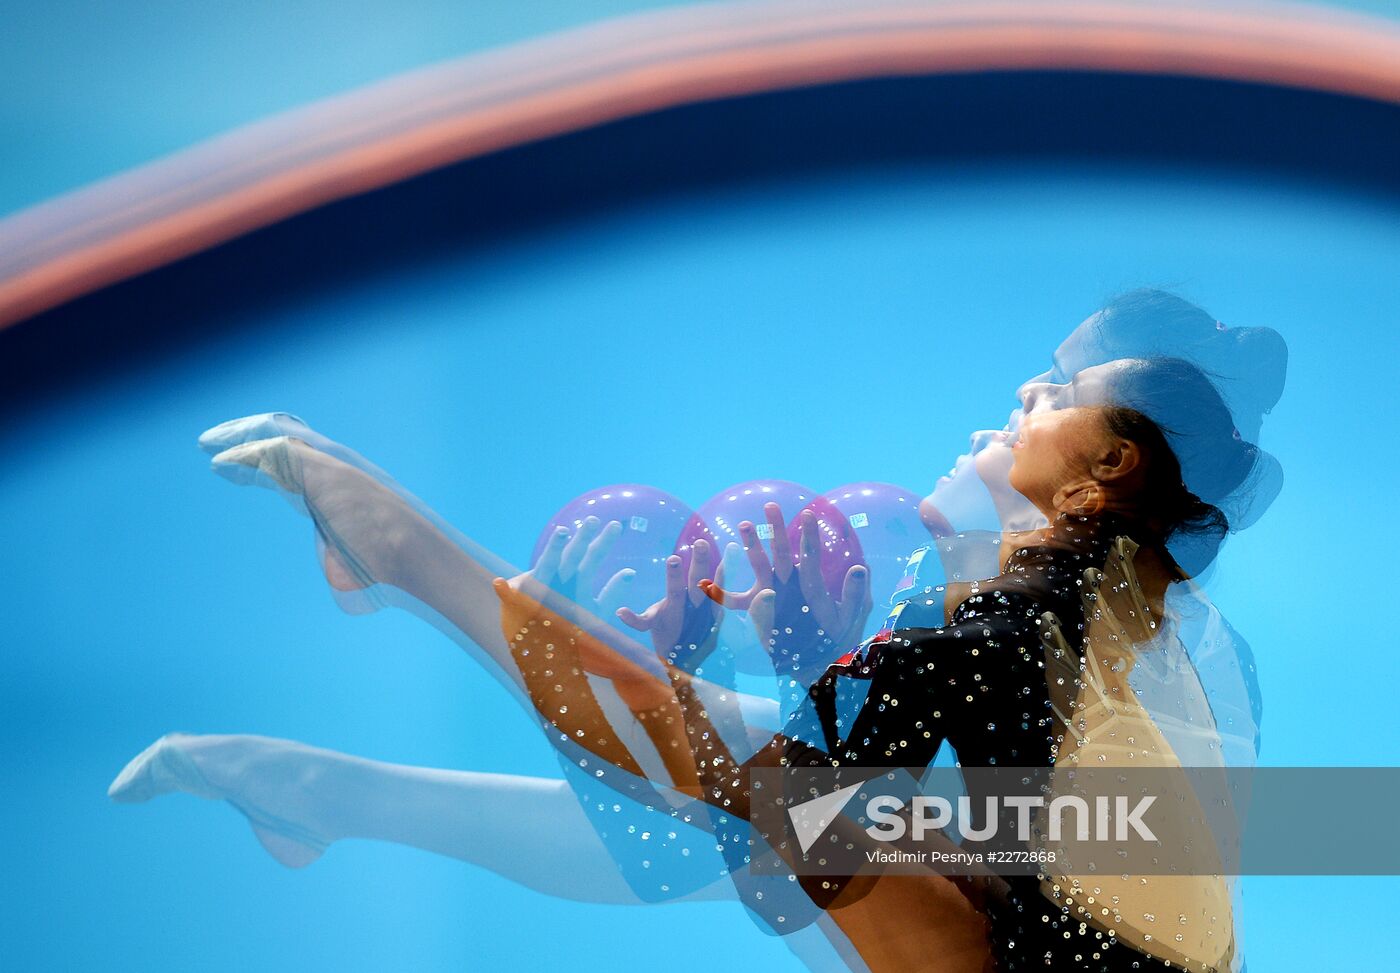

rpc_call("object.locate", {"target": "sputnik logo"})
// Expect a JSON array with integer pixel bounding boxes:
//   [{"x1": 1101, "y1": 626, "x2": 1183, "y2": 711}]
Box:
[
  {"x1": 787, "y1": 781, "x2": 865, "y2": 854},
  {"x1": 787, "y1": 781, "x2": 1161, "y2": 853}
]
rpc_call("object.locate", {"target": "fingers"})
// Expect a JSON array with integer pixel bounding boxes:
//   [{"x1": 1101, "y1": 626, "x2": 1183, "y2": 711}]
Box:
[
  {"x1": 595, "y1": 567, "x2": 636, "y2": 617},
  {"x1": 491, "y1": 576, "x2": 523, "y2": 608},
  {"x1": 795, "y1": 509, "x2": 828, "y2": 608},
  {"x1": 715, "y1": 541, "x2": 741, "y2": 589},
  {"x1": 764, "y1": 503, "x2": 794, "y2": 580},
  {"x1": 532, "y1": 526, "x2": 570, "y2": 582},
  {"x1": 664, "y1": 553, "x2": 685, "y2": 601},
  {"x1": 687, "y1": 538, "x2": 714, "y2": 597},
  {"x1": 836, "y1": 564, "x2": 870, "y2": 636},
  {"x1": 700, "y1": 544, "x2": 761, "y2": 609},
  {"x1": 559, "y1": 515, "x2": 602, "y2": 577},
  {"x1": 616, "y1": 604, "x2": 654, "y2": 632},
  {"x1": 698, "y1": 578, "x2": 757, "y2": 610},
  {"x1": 737, "y1": 521, "x2": 775, "y2": 585},
  {"x1": 619, "y1": 563, "x2": 678, "y2": 632},
  {"x1": 750, "y1": 588, "x2": 777, "y2": 650},
  {"x1": 577, "y1": 519, "x2": 622, "y2": 581}
]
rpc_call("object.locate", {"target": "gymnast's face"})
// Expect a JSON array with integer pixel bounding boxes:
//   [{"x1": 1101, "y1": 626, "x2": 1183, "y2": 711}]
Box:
[
  {"x1": 1014, "y1": 359, "x2": 1131, "y2": 420},
  {"x1": 1016, "y1": 310, "x2": 1122, "y2": 390},
  {"x1": 1005, "y1": 406, "x2": 1111, "y2": 515},
  {"x1": 920, "y1": 322, "x2": 1139, "y2": 533},
  {"x1": 970, "y1": 361, "x2": 1133, "y2": 523}
]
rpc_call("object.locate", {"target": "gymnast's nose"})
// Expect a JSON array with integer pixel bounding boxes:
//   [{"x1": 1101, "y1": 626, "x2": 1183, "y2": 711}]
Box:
[{"x1": 1017, "y1": 378, "x2": 1061, "y2": 414}]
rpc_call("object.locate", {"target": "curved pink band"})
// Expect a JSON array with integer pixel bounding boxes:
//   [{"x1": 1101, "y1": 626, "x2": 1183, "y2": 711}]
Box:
[{"x1": 2, "y1": 0, "x2": 1398, "y2": 330}]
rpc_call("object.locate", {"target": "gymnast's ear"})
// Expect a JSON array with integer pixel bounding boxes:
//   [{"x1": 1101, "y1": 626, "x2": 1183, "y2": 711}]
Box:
[{"x1": 1091, "y1": 435, "x2": 1143, "y2": 485}]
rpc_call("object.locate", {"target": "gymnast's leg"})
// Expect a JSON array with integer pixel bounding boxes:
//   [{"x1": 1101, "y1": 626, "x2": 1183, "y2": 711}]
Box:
[{"x1": 107, "y1": 732, "x2": 738, "y2": 904}]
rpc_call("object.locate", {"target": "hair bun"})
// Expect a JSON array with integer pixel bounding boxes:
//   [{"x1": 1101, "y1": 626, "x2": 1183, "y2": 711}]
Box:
[
  {"x1": 1212, "y1": 326, "x2": 1288, "y2": 428},
  {"x1": 1096, "y1": 289, "x2": 1287, "y2": 450},
  {"x1": 1216, "y1": 443, "x2": 1283, "y2": 531}
]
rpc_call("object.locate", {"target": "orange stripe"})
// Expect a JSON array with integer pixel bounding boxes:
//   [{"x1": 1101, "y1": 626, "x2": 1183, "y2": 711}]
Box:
[
  {"x1": 12, "y1": 0, "x2": 1395, "y2": 266},
  {"x1": 5, "y1": 4, "x2": 1396, "y2": 260},
  {"x1": 2, "y1": 0, "x2": 1398, "y2": 330}
]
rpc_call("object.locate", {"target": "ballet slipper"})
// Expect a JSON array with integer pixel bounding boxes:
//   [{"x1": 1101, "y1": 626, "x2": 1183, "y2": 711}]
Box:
[
  {"x1": 211, "y1": 436, "x2": 384, "y2": 591},
  {"x1": 209, "y1": 436, "x2": 306, "y2": 494},
  {"x1": 202, "y1": 414, "x2": 515, "y2": 599},
  {"x1": 198, "y1": 413, "x2": 315, "y2": 455},
  {"x1": 200, "y1": 414, "x2": 402, "y2": 496},
  {"x1": 108, "y1": 734, "x2": 328, "y2": 869},
  {"x1": 108, "y1": 733, "x2": 224, "y2": 803}
]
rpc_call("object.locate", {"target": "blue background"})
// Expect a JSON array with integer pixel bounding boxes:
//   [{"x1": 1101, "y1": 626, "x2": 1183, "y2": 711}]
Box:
[{"x1": 3, "y1": 2, "x2": 1398, "y2": 970}]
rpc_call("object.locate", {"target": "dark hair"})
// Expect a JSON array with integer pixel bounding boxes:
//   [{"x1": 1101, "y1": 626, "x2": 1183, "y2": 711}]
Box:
[
  {"x1": 1100, "y1": 404, "x2": 1229, "y2": 541},
  {"x1": 1098, "y1": 357, "x2": 1261, "y2": 575},
  {"x1": 1095, "y1": 289, "x2": 1287, "y2": 445},
  {"x1": 1083, "y1": 290, "x2": 1286, "y2": 533}
]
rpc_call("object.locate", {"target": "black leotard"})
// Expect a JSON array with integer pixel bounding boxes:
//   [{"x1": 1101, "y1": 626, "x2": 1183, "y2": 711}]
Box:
[{"x1": 815, "y1": 513, "x2": 1188, "y2": 973}]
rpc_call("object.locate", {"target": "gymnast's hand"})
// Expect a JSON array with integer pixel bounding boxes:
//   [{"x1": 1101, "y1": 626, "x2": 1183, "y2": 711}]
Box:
[
  {"x1": 509, "y1": 516, "x2": 636, "y2": 622},
  {"x1": 698, "y1": 502, "x2": 871, "y2": 681},
  {"x1": 615, "y1": 538, "x2": 724, "y2": 672}
]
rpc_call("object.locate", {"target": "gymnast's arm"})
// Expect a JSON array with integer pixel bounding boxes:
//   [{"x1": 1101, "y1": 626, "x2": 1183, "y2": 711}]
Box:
[{"x1": 497, "y1": 581, "x2": 1008, "y2": 891}]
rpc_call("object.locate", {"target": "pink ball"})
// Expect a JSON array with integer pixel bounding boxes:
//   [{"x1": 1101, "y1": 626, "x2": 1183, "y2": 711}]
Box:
[
  {"x1": 676, "y1": 479, "x2": 821, "y2": 592},
  {"x1": 532, "y1": 484, "x2": 694, "y2": 613},
  {"x1": 822, "y1": 482, "x2": 935, "y2": 614},
  {"x1": 675, "y1": 480, "x2": 823, "y2": 675},
  {"x1": 784, "y1": 494, "x2": 865, "y2": 600}
]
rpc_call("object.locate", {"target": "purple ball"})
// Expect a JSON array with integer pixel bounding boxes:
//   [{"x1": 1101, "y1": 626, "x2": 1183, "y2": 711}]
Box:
[
  {"x1": 676, "y1": 479, "x2": 821, "y2": 593},
  {"x1": 784, "y1": 494, "x2": 866, "y2": 600},
  {"x1": 532, "y1": 484, "x2": 695, "y2": 613},
  {"x1": 823, "y1": 482, "x2": 935, "y2": 615},
  {"x1": 678, "y1": 480, "x2": 832, "y2": 676}
]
